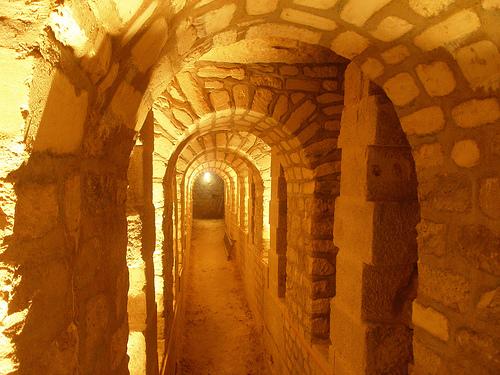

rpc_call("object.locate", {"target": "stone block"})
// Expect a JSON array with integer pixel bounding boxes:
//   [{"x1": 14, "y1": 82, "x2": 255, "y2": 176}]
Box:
[
  {"x1": 339, "y1": 96, "x2": 407, "y2": 148},
  {"x1": 455, "y1": 40, "x2": 500, "y2": 91},
  {"x1": 33, "y1": 70, "x2": 89, "y2": 153},
  {"x1": 400, "y1": 106, "x2": 445, "y2": 135},
  {"x1": 280, "y1": 8, "x2": 336, "y2": 31},
  {"x1": 339, "y1": 145, "x2": 417, "y2": 201},
  {"x1": 340, "y1": 0, "x2": 392, "y2": 27},
  {"x1": 293, "y1": 0, "x2": 339, "y2": 9},
  {"x1": 15, "y1": 183, "x2": 59, "y2": 239},
  {"x1": 177, "y1": 72, "x2": 211, "y2": 116},
  {"x1": 334, "y1": 197, "x2": 419, "y2": 265},
  {"x1": 361, "y1": 58, "x2": 384, "y2": 79},
  {"x1": 246, "y1": 0, "x2": 278, "y2": 15},
  {"x1": 246, "y1": 23, "x2": 322, "y2": 45},
  {"x1": 331, "y1": 306, "x2": 412, "y2": 374},
  {"x1": 412, "y1": 302, "x2": 449, "y2": 341},
  {"x1": 371, "y1": 16, "x2": 414, "y2": 42},
  {"x1": 409, "y1": 0, "x2": 455, "y2": 17},
  {"x1": 381, "y1": 45, "x2": 410, "y2": 65},
  {"x1": 414, "y1": 143, "x2": 445, "y2": 169},
  {"x1": 335, "y1": 255, "x2": 416, "y2": 322},
  {"x1": 383, "y1": 73, "x2": 420, "y2": 106},
  {"x1": 283, "y1": 100, "x2": 316, "y2": 134},
  {"x1": 285, "y1": 78, "x2": 321, "y2": 92},
  {"x1": 416, "y1": 220, "x2": 446, "y2": 257},
  {"x1": 131, "y1": 18, "x2": 168, "y2": 73},
  {"x1": 419, "y1": 173, "x2": 472, "y2": 213},
  {"x1": 413, "y1": 10, "x2": 480, "y2": 51},
  {"x1": 452, "y1": 98, "x2": 500, "y2": 128},
  {"x1": 251, "y1": 88, "x2": 273, "y2": 114},
  {"x1": 418, "y1": 263, "x2": 470, "y2": 312},
  {"x1": 330, "y1": 31, "x2": 369, "y2": 59},
  {"x1": 209, "y1": 90, "x2": 231, "y2": 111},
  {"x1": 198, "y1": 65, "x2": 244, "y2": 80},
  {"x1": 416, "y1": 61, "x2": 456, "y2": 97},
  {"x1": 451, "y1": 139, "x2": 480, "y2": 167}
]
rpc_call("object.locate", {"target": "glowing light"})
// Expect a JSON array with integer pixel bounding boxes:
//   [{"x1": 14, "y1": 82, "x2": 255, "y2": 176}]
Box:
[{"x1": 203, "y1": 172, "x2": 212, "y2": 183}]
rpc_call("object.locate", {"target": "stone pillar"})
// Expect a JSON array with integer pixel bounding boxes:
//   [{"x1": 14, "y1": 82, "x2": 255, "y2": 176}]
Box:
[{"x1": 331, "y1": 63, "x2": 418, "y2": 374}]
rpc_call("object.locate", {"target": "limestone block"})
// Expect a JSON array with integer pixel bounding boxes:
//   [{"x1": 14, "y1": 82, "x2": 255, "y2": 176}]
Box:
[
  {"x1": 33, "y1": 70, "x2": 89, "y2": 153},
  {"x1": 451, "y1": 139, "x2": 480, "y2": 167},
  {"x1": 456, "y1": 328, "x2": 500, "y2": 368},
  {"x1": 361, "y1": 58, "x2": 384, "y2": 79},
  {"x1": 110, "y1": 81, "x2": 142, "y2": 127},
  {"x1": 455, "y1": 40, "x2": 500, "y2": 91},
  {"x1": 0, "y1": 48, "x2": 34, "y2": 137},
  {"x1": 250, "y1": 75, "x2": 283, "y2": 89},
  {"x1": 280, "y1": 8, "x2": 337, "y2": 31},
  {"x1": 452, "y1": 98, "x2": 500, "y2": 128},
  {"x1": 334, "y1": 197, "x2": 419, "y2": 265},
  {"x1": 205, "y1": 81, "x2": 224, "y2": 89},
  {"x1": 477, "y1": 286, "x2": 500, "y2": 324},
  {"x1": 131, "y1": 18, "x2": 168, "y2": 73},
  {"x1": 454, "y1": 224, "x2": 500, "y2": 276},
  {"x1": 418, "y1": 263, "x2": 470, "y2": 312},
  {"x1": 172, "y1": 108, "x2": 193, "y2": 126},
  {"x1": 335, "y1": 255, "x2": 415, "y2": 321},
  {"x1": 419, "y1": 173, "x2": 472, "y2": 212},
  {"x1": 413, "y1": 339, "x2": 444, "y2": 375},
  {"x1": 340, "y1": 0, "x2": 392, "y2": 27},
  {"x1": 479, "y1": 177, "x2": 500, "y2": 219},
  {"x1": 483, "y1": 0, "x2": 500, "y2": 9},
  {"x1": 175, "y1": 19, "x2": 197, "y2": 56},
  {"x1": 409, "y1": 0, "x2": 455, "y2": 17},
  {"x1": 400, "y1": 106, "x2": 445, "y2": 135},
  {"x1": 283, "y1": 100, "x2": 316, "y2": 134},
  {"x1": 246, "y1": 0, "x2": 278, "y2": 15},
  {"x1": 210, "y1": 90, "x2": 231, "y2": 111},
  {"x1": 322, "y1": 105, "x2": 343, "y2": 116},
  {"x1": 371, "y1": 17, "x2": 414, "y2": 42},
  {"x1": 195, "y1": 4, "x2": 236, "y2": 37},
  {"x1": 413, "y1": 10, "x2": 480, "y2": 51},
  {"x1": 272, "y1": 95, "x2": 289, "y2": 122},
  {"x1": 416, "y1": 220, "x2": 446, "y2": 257},
  {"x1": 285, "y1": 79, "x2": 321, "y2": 92},
  {"x1": 416, "y1": 61, "x2": 456, "y2": 96},
  {"x1": 176, "y1": 72, "x2": 211, "y2": 116},
  {"x1": 317, "y1": 93, "x2": 343, "y2": 104},
  {"x1": 381, "y1": 45, "x2": 410, "y2": 65},
  {"x1": 414, "y1": 143, "x2": 445, "y2": 169},
  {"x1": 15, "y1": 183, "x2": 59, "y2": 239},
  {"x1": 232, "y1": 84, "x2": 250, "y2": 112},
  {"x1": 251, "y1": 88, "x2": 273, "y2": 114},
  {"x1": 246, "y1": 23, "x2": 322, "y2": 45},
  {"x1": 293, "y1": 0, "x2": 339, "y2": 9},
  {"x1": 412, "y1": 302, "x2": 449, "y2": 341},
  {"x1": 279, "y1": 65, "x2": 299, "y2": 76},
  {"x1": 198, "y1": 66, "x2": 245, "y2": 80},
  {"x1": 339, "y1": 97, "x2": 407, "y2": 148},
  {"x1": 331, "y1": 31, "x2": 369, "y2": 59},
  {"x1": 322, "y1": 80, "x2": 339, "y2": 91},
  {"x1": 331, "y1": 307, "x2": 412, "y2": 373},
  {"x1": 383, "y1": 73, "x2": 419, "y2": 106}
]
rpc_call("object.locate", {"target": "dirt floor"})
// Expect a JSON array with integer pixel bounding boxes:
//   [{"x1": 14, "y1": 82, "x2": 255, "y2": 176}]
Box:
[{"x1": 178, "y1": 219, "x2": 265, "y2": 375}]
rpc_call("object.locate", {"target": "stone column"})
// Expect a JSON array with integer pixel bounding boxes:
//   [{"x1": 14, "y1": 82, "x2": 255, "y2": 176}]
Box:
[{"x1": 331, "y1": 63, "x2": 418, "y2": 374}]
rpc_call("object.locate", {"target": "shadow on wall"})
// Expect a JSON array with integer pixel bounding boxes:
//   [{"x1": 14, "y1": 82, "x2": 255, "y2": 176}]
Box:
[{"x1": 193, "y1": 172, "x2": 224, "y2": 219}]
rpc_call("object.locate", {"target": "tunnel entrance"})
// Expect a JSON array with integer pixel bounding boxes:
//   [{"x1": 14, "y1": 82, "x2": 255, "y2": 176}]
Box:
[{"x1": 192, "y1": 172, "x2": 225, "y2": 219}]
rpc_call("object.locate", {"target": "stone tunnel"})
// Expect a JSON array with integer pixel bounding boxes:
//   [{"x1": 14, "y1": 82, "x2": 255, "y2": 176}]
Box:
[{"x1": 0, "y1": 0, "x2": 499, "y2": 374}]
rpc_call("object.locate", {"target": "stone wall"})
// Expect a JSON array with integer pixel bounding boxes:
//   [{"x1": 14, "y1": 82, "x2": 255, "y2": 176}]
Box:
[{"x1": 192, "y1": 173, "x2": 224, "y2": 219}]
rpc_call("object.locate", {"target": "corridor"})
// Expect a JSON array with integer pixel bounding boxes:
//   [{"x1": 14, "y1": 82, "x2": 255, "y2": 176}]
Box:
[{"x1": 179, "y1": 220, "x2": 264, "y2": 375}]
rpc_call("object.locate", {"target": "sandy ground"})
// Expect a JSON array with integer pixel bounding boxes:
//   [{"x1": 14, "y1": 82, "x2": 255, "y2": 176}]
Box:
[{"x1": 178, "y1": 219, "x2": 265, "y2": 375}]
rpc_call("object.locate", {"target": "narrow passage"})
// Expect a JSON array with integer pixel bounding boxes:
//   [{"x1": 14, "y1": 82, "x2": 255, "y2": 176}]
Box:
[{"x1": 179, "y1": 219, "x2": 264, "y2": 374}]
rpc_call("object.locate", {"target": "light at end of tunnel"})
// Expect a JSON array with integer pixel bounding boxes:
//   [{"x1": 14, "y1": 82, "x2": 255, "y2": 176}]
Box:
[{"x1": 203, "y1": 172, "x2": 212, "y2": 183}]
